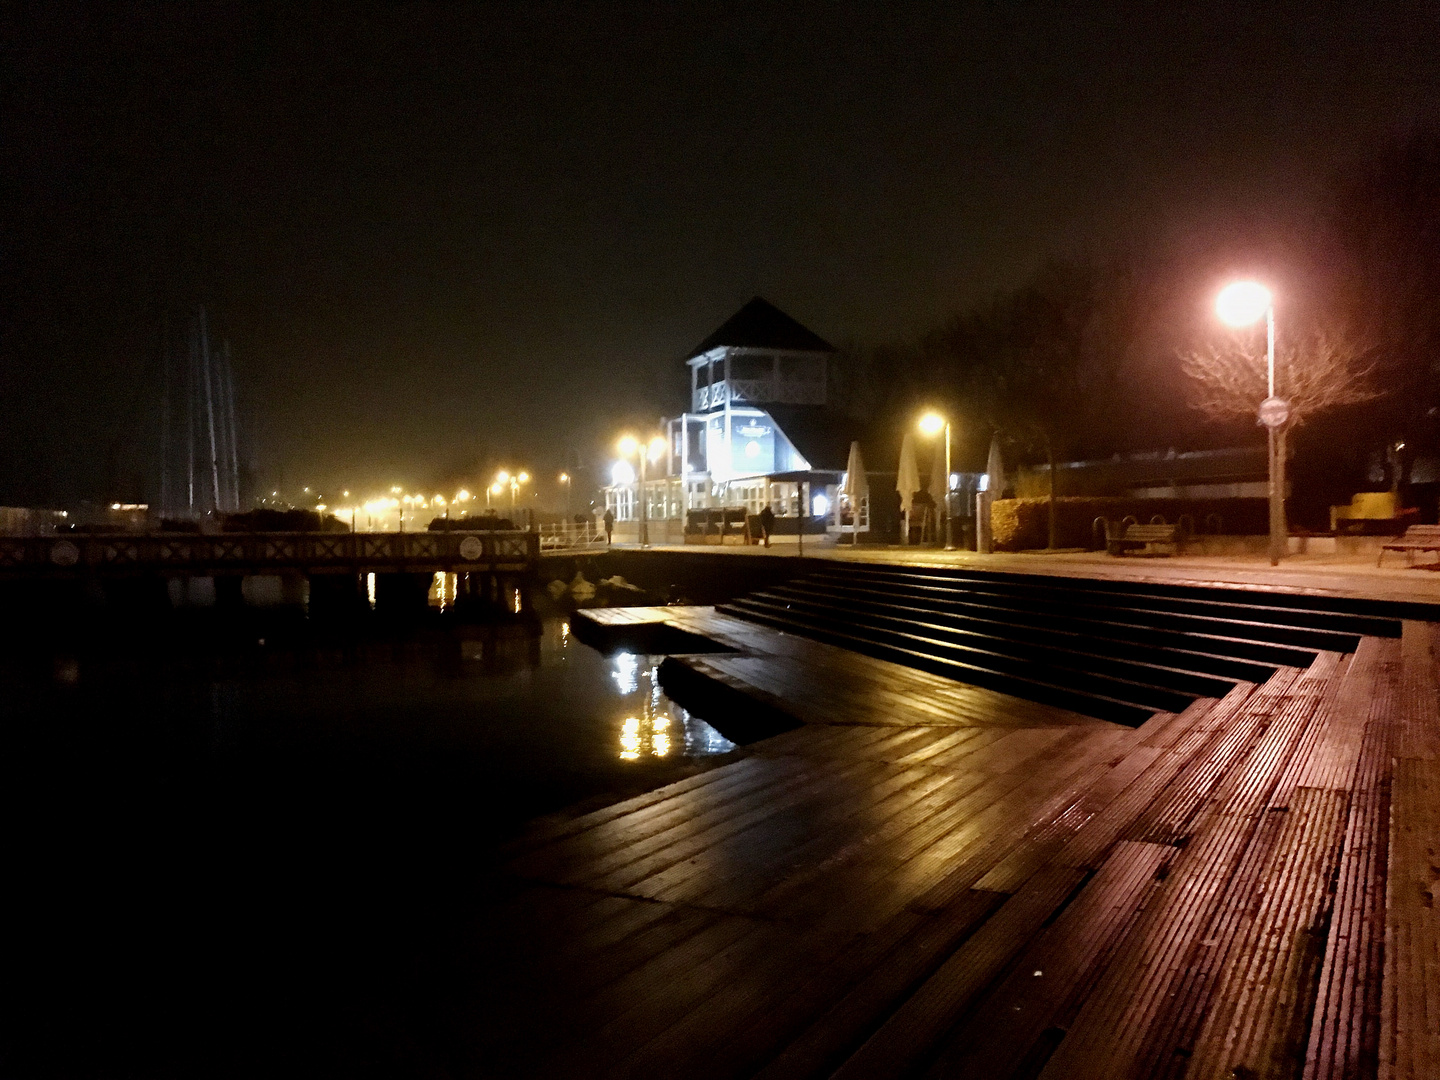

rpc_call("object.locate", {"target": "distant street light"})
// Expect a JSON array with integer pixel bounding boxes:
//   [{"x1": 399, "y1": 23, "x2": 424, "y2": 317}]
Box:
[
  {"x1": 919, "y1": 411, "x2": 955, "y2": 551},
  {"x1": 1216, "y1": 281, "x2": 1285, "y2": 566},
  {"x1": 559, "y1": 472, "x2": 571, "y2": 514},
  {"x1": 509, "y1": 470, "x2": 530, "y2": 510}
]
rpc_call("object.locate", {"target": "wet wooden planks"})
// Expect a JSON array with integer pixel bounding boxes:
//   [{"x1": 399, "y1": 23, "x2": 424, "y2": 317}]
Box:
[
  {"x1": 585, "y1": 605, "x2": 1105, "y2": 729},
  {"x1": 473, "y1": 613, "x2": 1440, "y2": 1079}
]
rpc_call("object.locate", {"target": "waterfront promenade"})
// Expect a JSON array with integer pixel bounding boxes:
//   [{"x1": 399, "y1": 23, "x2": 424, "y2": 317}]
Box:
[{"x1": 470, "y1": 553, "x2": 1439, "y2": 1079}]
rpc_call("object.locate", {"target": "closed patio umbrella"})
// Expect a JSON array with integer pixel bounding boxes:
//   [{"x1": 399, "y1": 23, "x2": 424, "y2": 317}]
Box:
[
  {"x1": 896, "y1": 433, "x2": 921, "y2": 545},
  {"x1": 986, "y1": 434, "x2": 1005, "y2": 497},
  {"x1": 841, "y1": 441, "x2": 869, "y2": 546}
]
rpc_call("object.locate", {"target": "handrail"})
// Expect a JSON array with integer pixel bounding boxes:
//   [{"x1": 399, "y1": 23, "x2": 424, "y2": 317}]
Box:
[{"x1": 536, "y1": 521, "x2": 607, "y2": 551}]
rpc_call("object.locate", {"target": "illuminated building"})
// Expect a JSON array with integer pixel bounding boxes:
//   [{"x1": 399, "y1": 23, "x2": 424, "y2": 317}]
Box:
[{"x1": 603, "y1": 297, "x2": 866, "y2": 541}]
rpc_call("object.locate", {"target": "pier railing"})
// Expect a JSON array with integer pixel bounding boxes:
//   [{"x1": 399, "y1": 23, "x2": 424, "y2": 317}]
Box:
[
  {"x1": 0, "y1": 530, "x2": 539, "y2": 577},
  {"x1": 537, "y1": 521, "x2": 608, "y2": 552}
]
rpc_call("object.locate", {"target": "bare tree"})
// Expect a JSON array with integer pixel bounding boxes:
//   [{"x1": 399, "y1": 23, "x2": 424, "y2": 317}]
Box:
[
  {"x1": 1181, "y1": 325, "x2": 1381, "y2": 553},
  {"x1": 1180, "y1": 326, "x2": 1381, "y2": 428}
]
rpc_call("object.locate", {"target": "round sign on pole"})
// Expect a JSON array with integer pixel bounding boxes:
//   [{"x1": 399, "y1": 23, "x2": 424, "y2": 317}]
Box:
[
  {"x1": 458, "y1": 535, "x2": 484, "y2": 561},
  {"x1": 1257, "y1": 396, "x2": 1290, "y2": 429},
  {"x1": 50, "y1": 540, "x2": 80, "y2": 567}
]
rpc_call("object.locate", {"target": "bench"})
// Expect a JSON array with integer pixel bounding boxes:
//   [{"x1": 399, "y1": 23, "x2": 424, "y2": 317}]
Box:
[
  {"x1": 1378, "y1": 524, "x2": 1440, "y2": 567},
  {"x1": 1107, "y1": 523, "x2": 1183, "y2": 557}
]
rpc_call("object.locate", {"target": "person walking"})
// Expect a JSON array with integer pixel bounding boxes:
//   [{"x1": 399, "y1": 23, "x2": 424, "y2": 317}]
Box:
[
  {"x1": 758, "y1": 504, "x2": 775, "y2": 548},
  {"x1": 603, "y1": 507, "x2": 614, "y2": 546}
]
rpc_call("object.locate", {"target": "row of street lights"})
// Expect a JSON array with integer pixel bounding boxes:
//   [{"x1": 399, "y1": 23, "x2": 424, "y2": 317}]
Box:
[{"x1": 488, "y1": 469, "x2": 531, "y2": 509}]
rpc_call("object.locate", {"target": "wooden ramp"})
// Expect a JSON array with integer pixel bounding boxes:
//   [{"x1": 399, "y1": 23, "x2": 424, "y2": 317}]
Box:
[{"x1": 462, "y1": 607, "x2": 1439, "y2": 1080}]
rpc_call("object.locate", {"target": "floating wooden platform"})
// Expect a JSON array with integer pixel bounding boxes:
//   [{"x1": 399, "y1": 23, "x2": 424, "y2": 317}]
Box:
[{"x1": 465, "y1": 604, "x2": 1439, "y2": 1080}]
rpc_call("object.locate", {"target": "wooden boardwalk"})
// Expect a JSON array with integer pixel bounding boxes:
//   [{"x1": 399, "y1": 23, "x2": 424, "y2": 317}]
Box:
[{"x1": 466, "y1": 606, "x2": 1439, "y2": 1080}]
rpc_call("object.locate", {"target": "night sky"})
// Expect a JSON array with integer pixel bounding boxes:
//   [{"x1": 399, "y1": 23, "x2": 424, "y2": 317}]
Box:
[{"x1": 5, "y1": 3, "x2": 1439, "y2": 506}]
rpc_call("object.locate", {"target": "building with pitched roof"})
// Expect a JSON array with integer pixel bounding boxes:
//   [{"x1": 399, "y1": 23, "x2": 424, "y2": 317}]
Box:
[{"x1": 603, "y1": 298, "x2": 873, "y2": 541}]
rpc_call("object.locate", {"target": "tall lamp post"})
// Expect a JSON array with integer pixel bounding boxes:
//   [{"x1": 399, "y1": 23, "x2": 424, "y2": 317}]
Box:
[
  {"x1": 618, "y1": 434, "x2": 666, "y2": 547},
  {"x1": 919, "y1": 411, "x2": 955, "y2": 551},
  {"x1": 1216, "y1": 281, "x2": 1287, "y2": 566}
]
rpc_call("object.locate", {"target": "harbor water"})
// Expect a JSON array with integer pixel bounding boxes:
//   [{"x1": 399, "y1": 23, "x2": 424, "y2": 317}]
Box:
[{"x1": 0, "y1": 615, "x2": 734, "y2": 1077}]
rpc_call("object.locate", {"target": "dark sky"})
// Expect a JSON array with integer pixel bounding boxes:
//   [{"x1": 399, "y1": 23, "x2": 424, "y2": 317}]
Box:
[{"x1": 4, "y1": 2, "x2": 1439, "y2": 506}]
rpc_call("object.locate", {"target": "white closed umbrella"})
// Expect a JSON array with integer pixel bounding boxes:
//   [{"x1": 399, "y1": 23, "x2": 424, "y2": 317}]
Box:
[
  {"x1": 977, "y1": 433, "x2": 1005, "y2": 553},
  {"x1": 896, "y1": 433, "x2": 921, "y2": 545},
  {"x1": 985, "y1": 435, "x2": 1005, "y2": 497},
  {"x1": 841, "y1": 441, "x2": 869, "y2": 546}
]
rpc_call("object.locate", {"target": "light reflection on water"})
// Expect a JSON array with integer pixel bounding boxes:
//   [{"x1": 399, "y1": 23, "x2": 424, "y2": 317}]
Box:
[{"x1": 608, "y1": 648, "x2": 735, "y2": 761}]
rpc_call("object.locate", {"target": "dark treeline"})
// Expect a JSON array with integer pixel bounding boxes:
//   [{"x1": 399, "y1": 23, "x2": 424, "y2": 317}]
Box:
[{"x1": 834, "y1": 131, "x2": 1440, "y2": 522}]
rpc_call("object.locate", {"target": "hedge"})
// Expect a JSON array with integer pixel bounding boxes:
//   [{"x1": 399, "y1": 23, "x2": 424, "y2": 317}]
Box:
[{"x1": 990, "y1": 497, "x2": 1271, "y2": 551}]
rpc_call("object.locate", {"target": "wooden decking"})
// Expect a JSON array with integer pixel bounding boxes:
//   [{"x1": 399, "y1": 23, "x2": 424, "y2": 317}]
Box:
[{"x1": 467, "y1": 606, "x2": 1439, "y2": 1080}]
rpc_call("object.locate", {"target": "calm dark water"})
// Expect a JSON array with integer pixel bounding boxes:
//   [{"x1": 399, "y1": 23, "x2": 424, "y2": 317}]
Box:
[{"x1": 0, "y1": 617, "x2": 733, "y2": 1078}]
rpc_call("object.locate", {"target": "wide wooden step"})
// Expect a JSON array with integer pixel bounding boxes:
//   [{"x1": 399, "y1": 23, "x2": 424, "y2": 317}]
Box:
[
  {"x1": 746, "y1": 589, "x2": 1247, "y2": 696},
  {"x1": 716, "y1": 601, "x2": 1160, "y2": 725},
  {"x1": 767, "y1": 577, "x2": 1310, "y2": 673},
  {"x1": 807, "y1": 568, "x2": 1369, "y2": 653}
]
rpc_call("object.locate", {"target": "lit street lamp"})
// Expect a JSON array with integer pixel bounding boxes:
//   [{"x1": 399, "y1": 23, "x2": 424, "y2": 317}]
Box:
[
  {"x1": 918, "y1": 411, "x2": 955, "y2": 551},
  {"x1": 508, "y1": 470, "x2": 530, "y2": 510},
  {"x1": 1216, "y1": 281, "x2": 1286, "y2": 566},
  {"x1": 559, "y1": 472, "x2": 571, "y2": 515},
  {"x1": 617, "y1": 434, "x2": 666, "y2": 547}
]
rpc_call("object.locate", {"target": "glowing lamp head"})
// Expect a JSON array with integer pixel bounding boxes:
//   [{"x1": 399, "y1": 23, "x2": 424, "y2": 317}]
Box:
[
  {"x1": 1216, "y1": 281, "x2": 1272, "y2": 327},
  {"x1": 918, "y1": 412, "x2": 945, "y2": 437},
  {"x1": 617, "y1": 434, "x2": 639, "y2": 457},
  {"x1": 611, "y1": 459, "x2": 636, "y2": 485},
  {"x1": 559, "y1": 472, "x2": 569, "y2": 483},
  {"x1": 496, "y1": 470, "x2": 509, "y2": 484},
  {"x1": 518, "y1": 471, "x2": 529, "y2": 484},
  {"x1": 455, "y1": 489, "x2": 470, "y2": 501},
  {"x1": 647, "y1": 435, "x2": 666, "y2": 462}
]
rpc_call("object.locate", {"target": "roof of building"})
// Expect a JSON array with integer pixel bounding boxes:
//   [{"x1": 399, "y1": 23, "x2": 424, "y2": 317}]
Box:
[{"x1": 685, "y1": 297, "x2": 837, "y2": 360}]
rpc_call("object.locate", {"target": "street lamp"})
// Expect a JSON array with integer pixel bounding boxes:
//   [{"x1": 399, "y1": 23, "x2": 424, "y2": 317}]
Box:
[
  {"x1": 1216, "y1": 281, "x2": 1286, "y2": 566},
  {"x1": 559, "y1": 472, "x2": 571, "y2": 514},
  {"x1": 509, "y1": 470, "x2": 530, "y2": 510},
  {"x1": 919, "y1": 411, "x2": 955, "y2": 551},
  {"x1": 617, "y1": 434, "x2": 666, "y2": 546}
]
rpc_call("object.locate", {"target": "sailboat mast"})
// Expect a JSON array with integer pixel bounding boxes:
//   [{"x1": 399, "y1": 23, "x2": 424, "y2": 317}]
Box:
[
  {"x1": 159, "y1": 315, "x2": 172, "y2": 517},
  {"x1": 200, "y1": 309, "x2": 223, "y2": 516},
  {"x1": 187, "y1": 318, "x2": 197, "y2": 515},
  {"x1": 222, "y1": 341, "x2": 240, "y2": 511}
]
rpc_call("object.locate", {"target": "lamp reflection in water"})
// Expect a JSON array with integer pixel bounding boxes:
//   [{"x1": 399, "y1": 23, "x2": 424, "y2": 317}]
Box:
[
  {"x1": 611, "y1": 652, "x2": 640, "y2": 695},
  {"x1": 609, "y1": 651, "x2": 736, "y2": 761}
]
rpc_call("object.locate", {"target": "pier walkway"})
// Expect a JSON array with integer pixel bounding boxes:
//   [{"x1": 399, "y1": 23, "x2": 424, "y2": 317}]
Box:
[{"x1": 470, "y1": 571, "x2": 1439, "y2": 1079}]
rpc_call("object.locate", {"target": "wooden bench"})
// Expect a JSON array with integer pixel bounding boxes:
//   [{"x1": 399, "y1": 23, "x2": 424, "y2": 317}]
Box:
[
  {"x1": 1107, "y1": 523, "x2": 1183, "y2": 557},
  {"x1": 1377, "y1": 523, "x2": 1440, "y2": 567}
]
